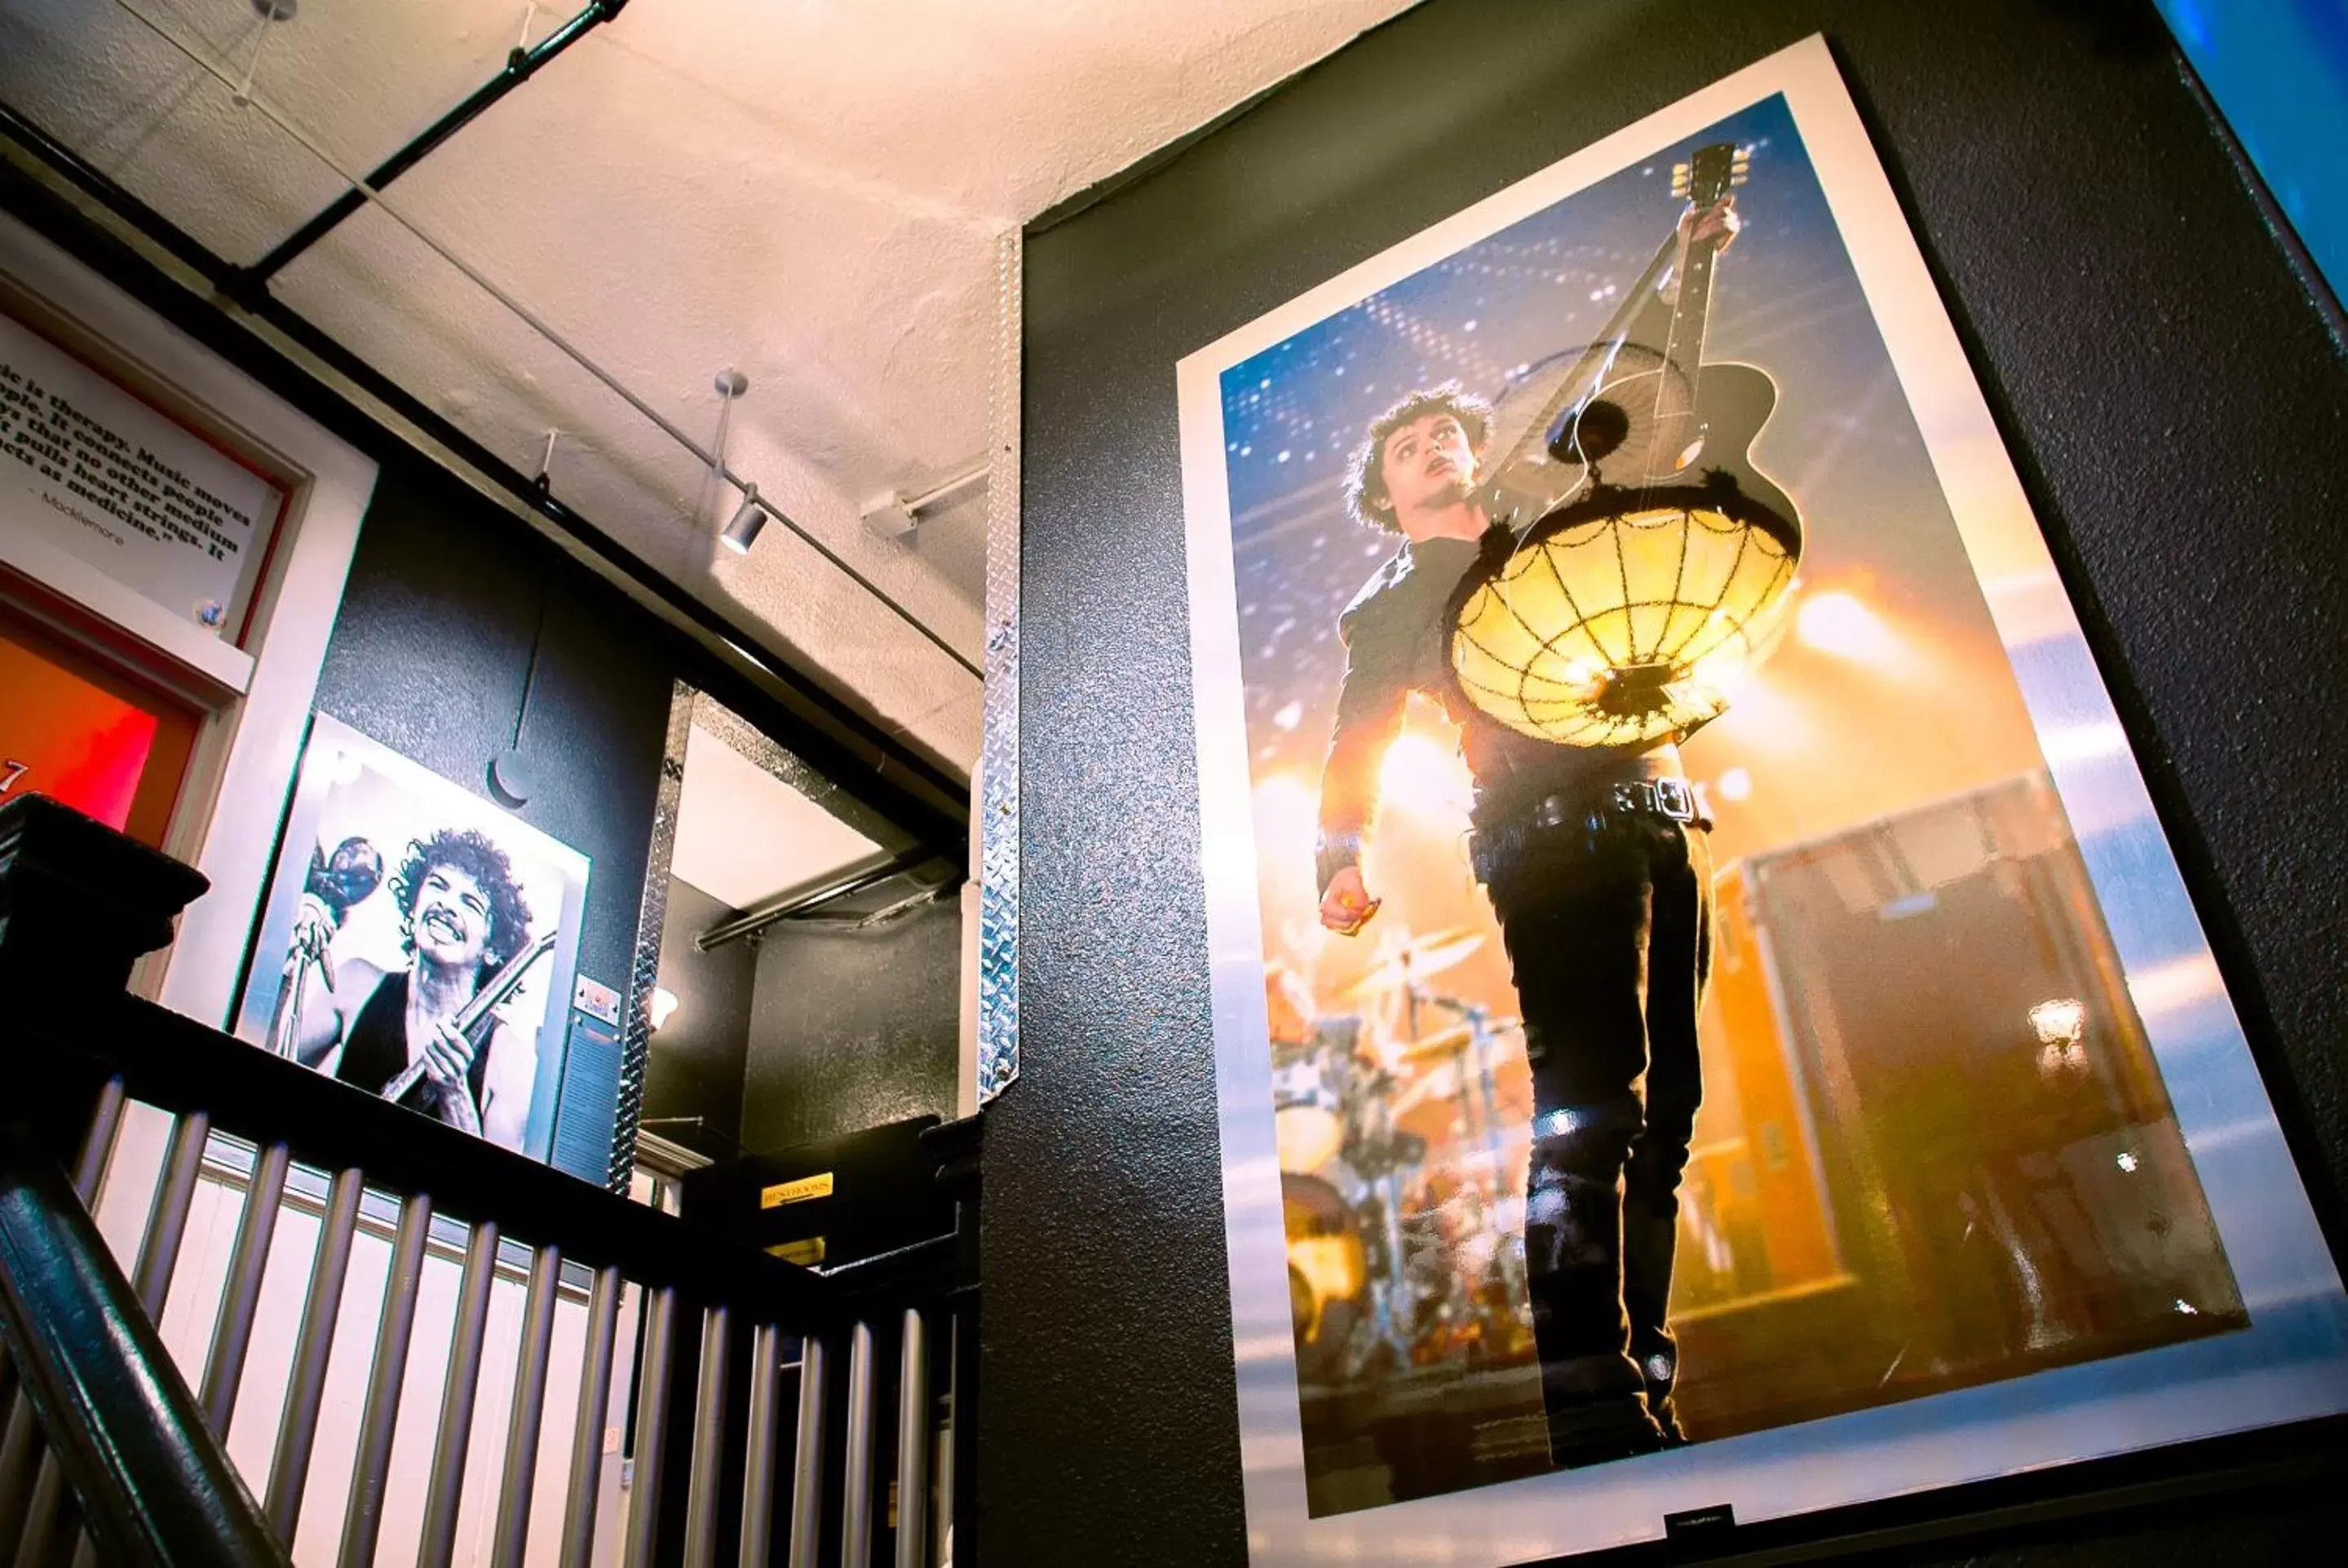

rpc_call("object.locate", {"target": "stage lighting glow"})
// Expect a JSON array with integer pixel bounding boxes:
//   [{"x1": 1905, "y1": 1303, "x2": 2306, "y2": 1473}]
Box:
[
  {"x1": 1796, "y1": 590, "x2": 1894, "y2": 661},
  {"x1": 1378, "y1": 731, "x2": 1472, "y2": 816},
  {"x1": 1717, "y1": 766, "x2": 1753, "y2": 802},
  {"x1": 1253, "y1": 773, "x2": 1317, "y2": 843}
]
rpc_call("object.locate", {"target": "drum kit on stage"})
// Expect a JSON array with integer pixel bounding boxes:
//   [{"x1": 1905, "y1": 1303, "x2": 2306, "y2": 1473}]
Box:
[{"x1": 1275, "y1": 930, "x2": 1537, "y2": 1388}]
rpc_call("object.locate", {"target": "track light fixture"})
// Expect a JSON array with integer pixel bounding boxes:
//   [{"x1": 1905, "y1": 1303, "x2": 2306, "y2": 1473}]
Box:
[{"x1": 721, "y1": 485, "x2": 770, "y2": 554}]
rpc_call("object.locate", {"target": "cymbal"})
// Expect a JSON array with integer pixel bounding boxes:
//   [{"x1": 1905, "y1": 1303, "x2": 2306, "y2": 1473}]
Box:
[
  {"x1": 1340, "y1": 929, "x2": 1487, "y2": 1000},
  {"x1": 1394, "y1": 1016, "x2": 1523, "y2": 1064}
]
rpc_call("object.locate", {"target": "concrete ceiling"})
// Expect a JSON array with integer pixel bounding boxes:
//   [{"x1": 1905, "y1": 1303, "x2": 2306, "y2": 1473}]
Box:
[
  {"x1": 671, "y1": 718, "x2": 882, "y2": 911},
  {"x1": 0, "y1": 0, "x2": 1419, "y2": 772}
]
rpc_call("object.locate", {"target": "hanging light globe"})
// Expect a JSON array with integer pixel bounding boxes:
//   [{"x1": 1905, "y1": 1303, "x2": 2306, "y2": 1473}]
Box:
[{"x1": 1449, "y1": 472, "x2": 1802, "y2": 748}]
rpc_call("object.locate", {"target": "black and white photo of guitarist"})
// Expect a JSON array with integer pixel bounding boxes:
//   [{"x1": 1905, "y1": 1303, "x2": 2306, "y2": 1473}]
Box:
[{"x1": 278, "y1": 828, "x2": 542, "y2": 1148}]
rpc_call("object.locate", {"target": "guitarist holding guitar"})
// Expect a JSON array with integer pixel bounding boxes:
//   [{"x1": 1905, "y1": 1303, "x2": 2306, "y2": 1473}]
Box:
[
  {"x1": 281, "y1": 826, "x2": 547, "y2": 1150},
  {"x1": 1315, "y1": 157, "x2": 1750, "y2": 1466}
]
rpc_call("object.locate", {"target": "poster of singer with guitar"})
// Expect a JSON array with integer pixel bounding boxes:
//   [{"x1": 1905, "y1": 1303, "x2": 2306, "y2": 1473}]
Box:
[
  {"x1": 1173, "y1": 42, "x2": 2345, "y2": 1548},
  {"x1": 234, "y1": 713, "x2": 589, "y2": 1163}
]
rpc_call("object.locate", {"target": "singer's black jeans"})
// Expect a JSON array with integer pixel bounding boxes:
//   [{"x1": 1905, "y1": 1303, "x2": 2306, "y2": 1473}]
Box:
[{"x1": 1481, "y1": 811, "x2": 1713, "y2": 1443}]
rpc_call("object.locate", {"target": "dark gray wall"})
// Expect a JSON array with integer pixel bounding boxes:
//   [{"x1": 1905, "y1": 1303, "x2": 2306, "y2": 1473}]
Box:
[
  {"x1": 309, "y1": 455, "x2": 675, "y2": 1176},
  {"x1": 741, "y1": 896, "x2": 961, "y2": 1154},
  {"x1": 994, "y1": 0, "x2": 2348, "y2": 1562},
  {"x1": 308, "y1": 455, "x2": 968, "y2": 1180},
  {"x1": 643, "y1": 876, "x2": 754, "y2": 1161}
]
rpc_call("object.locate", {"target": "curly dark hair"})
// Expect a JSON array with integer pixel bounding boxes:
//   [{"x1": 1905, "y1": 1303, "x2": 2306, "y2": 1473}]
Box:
[
  {"x1": 391, "y1": 828, "x2": 533, "y2": 973},
  {"x1": 1343, "y1": 382, "x2": 1494, "y2": 532}
]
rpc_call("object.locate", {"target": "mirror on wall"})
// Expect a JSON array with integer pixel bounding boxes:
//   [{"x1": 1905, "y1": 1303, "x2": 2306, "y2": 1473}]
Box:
[{"x1": 631, "y1": 689, "x2": 965, "y2": 1208}]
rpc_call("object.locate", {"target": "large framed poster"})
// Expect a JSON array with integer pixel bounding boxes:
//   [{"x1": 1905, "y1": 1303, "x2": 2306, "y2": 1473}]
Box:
[
  {"x1": 232, "y1": 713, "x2": 591, "y2": 1168},
  {"x1": 1174, "y1": 34, "x2": 2348, "y2": 1565}
]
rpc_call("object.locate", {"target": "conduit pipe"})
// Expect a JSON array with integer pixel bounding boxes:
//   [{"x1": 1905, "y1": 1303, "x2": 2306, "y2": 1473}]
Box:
[
  {"x1": 695, "y1": 849, "x2": 950, "y2": 952},
  {"x1": 245, "y1": 2, "x2": 630, "y2": 285},
  {"x1": 105, "y1": 0, "x2": 983, "y2": 682}
]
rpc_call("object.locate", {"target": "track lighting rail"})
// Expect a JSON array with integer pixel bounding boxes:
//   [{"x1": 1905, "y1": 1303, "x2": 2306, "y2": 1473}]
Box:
[
  {"x1": 245, "y1": 2, "x2": 630, "y2": 286},
  {"x1": 103, "y1": 0, "x2": 983, "y2": 683}
]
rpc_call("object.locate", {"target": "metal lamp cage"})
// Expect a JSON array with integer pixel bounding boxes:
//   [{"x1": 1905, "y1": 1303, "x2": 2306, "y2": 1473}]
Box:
[{"x1": 1449, "y1": 475, "x2": 1802, "y2": 749}]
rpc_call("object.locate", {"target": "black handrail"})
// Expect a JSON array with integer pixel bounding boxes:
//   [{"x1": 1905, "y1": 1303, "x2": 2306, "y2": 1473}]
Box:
[
  {"x1": 1, "y1": 796, "x2": 847, "y2": 1335},
  {"x1": 32, "y1": 992, "x2": 849, "y2": 1332},
  {"x1": 0, "y1": 1123, "x2": 289, "y2": 1566},
  {"x1": 0, "y1": 793, "x2": 979, "y2": 1562}
]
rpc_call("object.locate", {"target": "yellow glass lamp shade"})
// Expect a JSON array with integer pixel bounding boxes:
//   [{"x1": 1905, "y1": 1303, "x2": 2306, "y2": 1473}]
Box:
[{"x1": 1451, "y1": 478, "x2": 1800, "y2": 748}]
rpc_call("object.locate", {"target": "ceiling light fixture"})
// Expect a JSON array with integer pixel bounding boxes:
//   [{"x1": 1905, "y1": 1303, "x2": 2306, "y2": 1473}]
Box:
[
  {"x1": 233, "y1": 1, "x2": 296, "y2": 108},
  {"x1": 703, "y1": 366, "x2": 748, "y2": 520},
  {"x1": 722, "y1": 486, "x2": 770, "y2": 554}
]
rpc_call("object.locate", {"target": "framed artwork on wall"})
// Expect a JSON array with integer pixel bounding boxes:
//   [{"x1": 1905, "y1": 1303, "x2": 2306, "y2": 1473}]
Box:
[
  {"x1": 232, "y1": 712, "x2": 592, "y2": 1170},
  {"x1": 1174, "y1": 33, "x2": 2348, "y2": 1566}
]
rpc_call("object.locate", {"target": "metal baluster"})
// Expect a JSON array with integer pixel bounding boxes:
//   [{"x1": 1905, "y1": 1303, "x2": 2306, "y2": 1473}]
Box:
[
  {"x1": 737, "y1": 1323, "x2": 781, "y2": 1568},
  {"x1": 488, "y1": 1246, "x2": 561, "y2": 1568},
  {"x1": 842, "y1": 1322, "x2": 878, "y2": 1568},
  {"x1": 201, "y1": 1140, "x2": 291, "y2": 1434},
  {"x1": 621, "y1": 1286, "x2": 677, "y2": 1568},
  {"x1": 5, "y1": 1081, "x2": 135, "y2": 1561},
  {"x1": 338, "y1": 1192, "x2": 431, "y2": 1567},
  {"x1": 265, "y1": 1166, "x2": 364, "y2": 1540},
  {"x1": 66, "y1": 1081, "x2": 125, "y2": 1206},
  {"x1": 936, "y1": 1307, "x2": 958, "y2": 1568},
  {"x1": 0, "y1": 1405, "x2": 33, "y2": 1552},
  {"x1": 681, "y1": 1304, "x2": 730, "y2": 1568},
  {"x1": 130, "y1": 1110, "x2": 211, "y2": 1315},
  {"x1": 895, "y1": 1309, "x2": 929, "y2": 1568},
  {"x1": 12, "y1": 1459, "x2": 69, "y2": 1568},
  {"x1": 785, "y1": 1336, "x2": 828, "y2": 1568},
  {"x1": 949, "y1": 1296, "x2": 978, "y2": 1564},
  {"x1": 415, "y1": 1219, "x2": 498, "y2": 1568},
  {"x1": 555, "y1": 1266, "x2": 621, "y2": 1568}
]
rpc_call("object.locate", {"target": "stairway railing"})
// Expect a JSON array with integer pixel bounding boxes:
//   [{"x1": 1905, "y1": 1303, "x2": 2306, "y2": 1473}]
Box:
[{"x1": 0, "y1": 794, "x2": 977, "y2": 1566}]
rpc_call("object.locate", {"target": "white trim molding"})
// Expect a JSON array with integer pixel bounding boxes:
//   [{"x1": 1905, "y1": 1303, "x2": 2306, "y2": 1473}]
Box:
[{"x1": 0, "y1": 205, "x2": 378, "y2": 1030}]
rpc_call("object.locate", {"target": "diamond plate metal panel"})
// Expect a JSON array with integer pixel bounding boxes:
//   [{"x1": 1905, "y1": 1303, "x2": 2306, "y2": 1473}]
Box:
[
  {"x1": 977, "y1": 227, "x2": 1022, "y2": 1103},
  {"x1": 608, "y1": 678, "x2": 692, "y2": 1190}
]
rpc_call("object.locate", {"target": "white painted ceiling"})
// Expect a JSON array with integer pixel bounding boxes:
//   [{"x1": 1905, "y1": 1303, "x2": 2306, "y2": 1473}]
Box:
[
  {"x1": 670, "y1": 718, "x2": 882, "y2": 909},
  {"x1": 0, "y1": 0, "x2": 1419, "y2": 772}
]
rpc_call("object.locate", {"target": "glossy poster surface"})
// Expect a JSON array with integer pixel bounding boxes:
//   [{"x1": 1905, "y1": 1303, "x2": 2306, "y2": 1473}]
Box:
[
  {"x1": 1174, "y1": 36, "x2": 2348, "y2": 1566},
  {"x1": 233, "y1": 713, "x2": 592, "y2": 1170}
]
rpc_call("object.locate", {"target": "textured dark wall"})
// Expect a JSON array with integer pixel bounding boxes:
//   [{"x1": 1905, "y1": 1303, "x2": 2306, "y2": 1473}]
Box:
[
  {"x1": 311, "y1": 454, "x2": 675, "y2": 1170},
  {"x1": 995, "y1": 0, "x2": 2348, "y2": 1563},
  {"x1": 644, "y1": 876, "x2": 754, "y2": 1161},
  {"x1": 312, "y1": 455, "x2": 677, "y2": 998},
  {"x1": 740, "y1": 897, "x2": 961, "y2": 1154},
  {"x1": 311, "y1": 456, "x2": 970, "y2": 1177}
]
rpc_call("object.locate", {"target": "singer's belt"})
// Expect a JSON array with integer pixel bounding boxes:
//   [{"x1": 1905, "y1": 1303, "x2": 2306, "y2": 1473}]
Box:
[{"x1": 1470, "y1": 776, "x2": 1710, "y2": 883}]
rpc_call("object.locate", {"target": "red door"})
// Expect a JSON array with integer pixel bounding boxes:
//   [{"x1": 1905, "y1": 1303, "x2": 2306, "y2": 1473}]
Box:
[{"x1": 0, "y1": 601, "x2": 201, "y2": 845}]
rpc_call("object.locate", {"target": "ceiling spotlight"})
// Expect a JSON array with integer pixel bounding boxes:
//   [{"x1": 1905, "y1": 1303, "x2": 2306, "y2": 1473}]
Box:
[{"x1": 721, "y1": 485, "x2": 769, "y2": 554}]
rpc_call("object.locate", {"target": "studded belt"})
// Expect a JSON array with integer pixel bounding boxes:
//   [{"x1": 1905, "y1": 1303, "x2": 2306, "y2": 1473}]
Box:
[{"x1": 1470, "y1": 776, "x2": 1710, "y2": 884}]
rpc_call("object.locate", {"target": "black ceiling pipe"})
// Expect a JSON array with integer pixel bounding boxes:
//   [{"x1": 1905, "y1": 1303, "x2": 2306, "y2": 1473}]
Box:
[
  {"x1": 696, "y1": 849, "x2": 960, "y2": 952},
  {"x1": 243, "y1": 1, "x2": 630, "y2": 289},
  {"x1": 0, "y1": 102, "x2": 972, "y2": 842}
]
